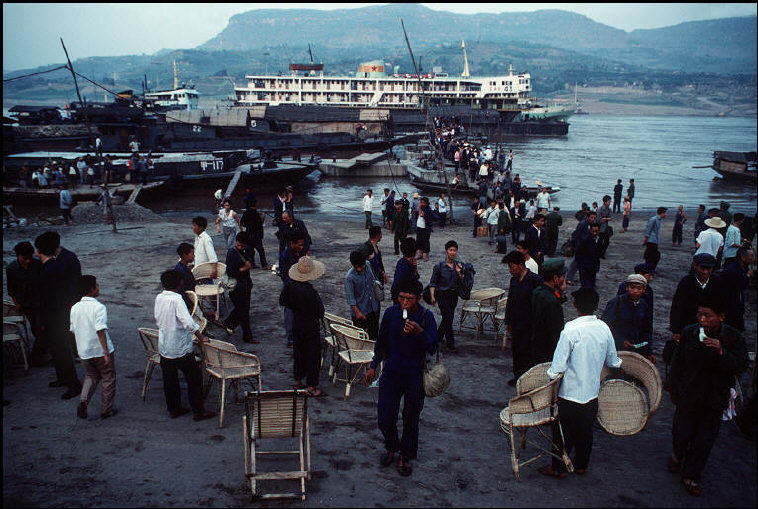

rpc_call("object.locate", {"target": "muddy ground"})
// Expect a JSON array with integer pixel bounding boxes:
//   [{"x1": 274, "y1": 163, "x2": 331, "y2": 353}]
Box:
[{"x1": 3, "y1": 203, "x2": 756, "y2": 508}]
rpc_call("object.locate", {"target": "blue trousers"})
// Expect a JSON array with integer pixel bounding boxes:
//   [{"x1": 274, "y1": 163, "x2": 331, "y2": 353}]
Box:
[
  {"x1": 378, "y1": 369, "x2": 425, "y2": 459},
  {"x1": 436, "y1": 289, "x2": 458, "y2": 348}
]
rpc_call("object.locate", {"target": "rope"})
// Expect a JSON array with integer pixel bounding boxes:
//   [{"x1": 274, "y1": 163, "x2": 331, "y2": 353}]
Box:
[{"x1": 3, "y1": 65, "x2": 69, "y2": 82}]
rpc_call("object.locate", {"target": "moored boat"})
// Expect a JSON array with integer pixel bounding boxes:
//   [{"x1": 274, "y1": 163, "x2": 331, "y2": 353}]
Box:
[{"x1": 711, "y1": 151, "x2": 757, "y2": 182}]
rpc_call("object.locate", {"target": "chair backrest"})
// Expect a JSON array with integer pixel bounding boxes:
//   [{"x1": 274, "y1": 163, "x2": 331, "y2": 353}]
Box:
[
  {"x1": 508, "y1": 374, "x2": 563, "y2": 416},
  {"x1": 192, "y1": 262, "x2": 227, "y2": 280},
  {"x1": 185, "y1": 290, "x2": 198, "y2": 316},
  {"x1": 331, "y1": 323, "x2": 374, "y2": 362},
  {"x1": 207, "y1": 338, "x2": 238, "y2": 351},
  {"x1": 322, "y1": 312, "x2": 353, "y2": 338},
  {"x1": 601, "y1": 351, "x2": 662, "y2": 415},
  {"x1": 516, "y1": 362, "x2": 553, "y2": 395},
  {"x1": 244, "y1": 389, "x2": 308, "y2": 440},
  {"x1": 201, "y1": 341, "x2": 261, "y2": 375},
  {"x1": 137, "y1": 327, "x2": 160, "y2": 358},
  {"x1": 495, "y1": 297, "x2": 507, "y2": 317},
  {"x1": 3, "y1": 320, "x2": 24, "y2": 340},
  {"x1": 3, "y1": 300, "x2": 20, "y2": 317}
]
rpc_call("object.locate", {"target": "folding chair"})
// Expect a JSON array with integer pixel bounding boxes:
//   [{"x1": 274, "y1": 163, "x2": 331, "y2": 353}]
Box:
[
  {"x1": 242, "y1": 389, "x2": 310, "y2": 500},
  {"x1": 321, "y1": 313, "x2": 367, "y2": 377},
  {"x1": 330, "y1": 323, "x2": 375, "y2": 399},
  {"x1": 201, "y1": 341, "x2": 262, "y2": 427},
  {"x1": 499, "y1": 373, "x2": 573, "y2": 479}
]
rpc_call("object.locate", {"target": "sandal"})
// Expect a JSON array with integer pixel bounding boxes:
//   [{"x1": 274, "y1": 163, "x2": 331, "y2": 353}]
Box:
[
  {"x1": 306, "y1": 387, "x2": 326, "y2": 397},
  {"x1": 397, "y1": 455, "x2": 412, "y2": 477},
  {"x1": 667, "y1": 456, "x2": 681, "y2": 473},
  {"x1": 379, "y1": 451, "x2": 395, "y2": 467},
  {"x1": 681, "y1": 478, "x2": 702, "y2": 497},
  {"x1": 538, "y1": 466, "x2": 568, "y2": 479}
]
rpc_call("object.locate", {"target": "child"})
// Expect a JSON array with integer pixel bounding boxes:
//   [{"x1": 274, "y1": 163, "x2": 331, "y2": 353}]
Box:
[{"x1": 70, "y1": 275, "x2": 117, "y2": 419}]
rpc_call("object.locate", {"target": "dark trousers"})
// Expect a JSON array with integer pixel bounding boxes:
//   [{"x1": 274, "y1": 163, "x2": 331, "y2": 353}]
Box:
[
  {"x1": 44, "y1": 309, "x2": 80, "y2": 390},
  {"x1": 353, "y1": 310, "x2": 380, "y2": 343},
  {"x1": 225, "y1": 285, "x2": 252, "y2": 341},
  {"x1": 672, "y1": 224, "x2": 683, "y2": 245},
  {"x1": 505, "y1": 160, "x2": 512, "y2": 172},
  {"x1": 416, "y1": 227, "x2": 431, "y2": 254},
  {"x1": 672, "y1": 405, "x2": 722, "y2": 480},
  {"x1": 473, "y1": 217, "x2": 481, "y2": 238},
  {"x1": 293, "y1": 329, "x2": 321, "y2": 387},
  {"x1": 436, "y1": 289, "x2": 458, "y2": 348},
  {"x1": 545, "y1": 229, "x2": 558, "y2": 256},
  {"x1": 247, "y1": 235, "x2": 269, "y2": 267},
  {"x1": 365, "y1": 211, "x2": 373, "y2": 229},
  {"x1": 512, "y1": 219, "x2": 522, "y2": 243},
  {"x1": 644, "y1": 242, "x2": 660, "y2": 269},
  {"x1": 598, "y1": 232, "x2": 610, "y2": 257},
  {"x1": 439, "y1": 212, "x2": 447, "y2": 228},
  {"x1": 61, "y1": 208, "x2": 72, "y2": 224},
  {"x1": 394, "y1": 230, "x2": 407, "y2": 255},
  {"x1": 160, "y1": 352, "x2": 204, "y2": 414},
  {"x1": 510, "y1": 327, "x2": 532, "y2": 380},
  {"x1": 578, "y1": 266, "x2": 597, "y2": 289},
  {"x1": 377, "y1": 369, "x2": 425, "y2": 459},
  {"x1": 552, "y1": 397, "x2": 598, "y2": 472},
  {"x1": 613, "y1": 198, "x2": 621, "y2": 213}
]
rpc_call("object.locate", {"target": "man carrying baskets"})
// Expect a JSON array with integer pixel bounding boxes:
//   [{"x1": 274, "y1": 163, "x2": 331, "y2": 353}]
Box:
[{"x1": 364, "y1": 280, "x2": 438, "y2": 478}]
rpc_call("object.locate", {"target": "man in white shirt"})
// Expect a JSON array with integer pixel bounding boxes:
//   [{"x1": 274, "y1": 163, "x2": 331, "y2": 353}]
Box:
[
  {"x1": 515, "y1": 241, "x2": 539, "y2": 275},
  {"x1": 192, "y1": 216, "x2": 218, "y2": 280},
  {"x1": 363, "y1": 189, "x2": 374, "y2": 229},
  {"x1": 437, "y1": 193, "x2": 449, "y2": 228},
  {"x1": 155, "y1": 270, "x2": 215, "y2": 421},
  {"x1": 695, "y1": 217, "x2": 725, "y2": 259},
  {"x1": 70, "y1": 275, "x2": 117, "y2": 420},
  {"x1": 723, "y1": 213, "x2": 744, "y2": 267},
  {"x1": 540, "y1": 287, "x2": 622, "y2": 478},
  {"x1": 537, "y1": 189, "x2": 551, "y2": 213}
]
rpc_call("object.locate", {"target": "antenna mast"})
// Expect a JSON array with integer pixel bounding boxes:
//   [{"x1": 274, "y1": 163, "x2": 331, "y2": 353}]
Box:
[{"x1": 461, "y1": 40, "x2": 470, "y2": 77}]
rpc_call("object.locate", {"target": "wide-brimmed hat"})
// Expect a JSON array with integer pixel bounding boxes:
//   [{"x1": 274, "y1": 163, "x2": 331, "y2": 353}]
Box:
[
  {"x1": 288, "y1": 256, "x2": 325, "y2": 282},
  {"x1": 704, "y1": 217, "x2": 726, "y2": 229},
  {"x1": 412, "y1": 192, "x2": 420, "y2": 198},
  {"x1": 626, "y1": 274, "x2": 647, "y2": 286}
]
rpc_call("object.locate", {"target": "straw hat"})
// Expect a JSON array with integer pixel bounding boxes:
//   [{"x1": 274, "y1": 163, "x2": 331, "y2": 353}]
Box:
[
  {"x1": 288, "y1": 256, "x2": 325, "y2": 282},
  {"x1": 704, "y1": 217, "x2": 726, "y2": 229}
]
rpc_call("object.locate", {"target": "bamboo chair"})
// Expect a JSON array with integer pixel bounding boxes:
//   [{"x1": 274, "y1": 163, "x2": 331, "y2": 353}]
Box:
[
  {"x1": 458, "y1": 287, "x2": 505, "y2": 341},
  {"x1": 3, "y1": 299, "x2": 31, "y2": 350},
  {"x1": 242, "y1": 389, "x2": 310, "y2": 500},
  {"x1": 330, "y1": 323, "x2": 375, "y2": 399},
  {"x1": 137, "y1": 327, "x2": 160, "y2": 401},
  {"x1": 321, "y1": 313, "x2": 367, "y2": 377},
  {"x1": 499, "y1": 374, "x2": 573, "y2": 479},
  {"x1": 201, "y1": 341, "x2": 262, "y2": 427},
  {"x1": 491, "y1": 297, "x2": 508, "y2": 348},
  {"x1": 191, "y1": 262, "x2": 227, "y2": 319},
  {"x1": 516, "y1": 362, "x2": 554, "y2": 395},
  {"x1": 3, "y1": 320, "x2": 29, "y2": 373}
]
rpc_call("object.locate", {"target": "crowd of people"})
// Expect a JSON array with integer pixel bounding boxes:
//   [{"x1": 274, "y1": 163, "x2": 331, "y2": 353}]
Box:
[{"x1": 5, "y1": 142, "x2": 756, "y2": 495}]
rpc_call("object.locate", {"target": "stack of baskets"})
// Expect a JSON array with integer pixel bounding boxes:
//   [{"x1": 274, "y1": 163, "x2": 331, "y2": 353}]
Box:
[{"x1": 596, "y1": 351, "x2": 663, "y2": 435}]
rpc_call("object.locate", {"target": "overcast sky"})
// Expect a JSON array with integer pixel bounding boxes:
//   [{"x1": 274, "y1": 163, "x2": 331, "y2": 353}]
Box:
[{"x1": 3, "y1": 3, "x2": 756, "y2": 71}]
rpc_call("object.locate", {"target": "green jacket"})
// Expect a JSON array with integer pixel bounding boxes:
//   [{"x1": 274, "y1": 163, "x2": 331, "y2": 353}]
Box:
[
  {"x1": 530, "y1": 284, "x2": 565, "y2": 364},
  {"x1": 546, "y1": 211, "x2": 563, "y2": 231},
  {"x1": 393, "y1": 209, "x2": 411, "y2": 237}
]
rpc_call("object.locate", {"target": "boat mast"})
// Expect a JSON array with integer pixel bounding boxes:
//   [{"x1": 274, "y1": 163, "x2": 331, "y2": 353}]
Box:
[{"x1": 60, "y1": 37, "x2": 95, "y2": 152}]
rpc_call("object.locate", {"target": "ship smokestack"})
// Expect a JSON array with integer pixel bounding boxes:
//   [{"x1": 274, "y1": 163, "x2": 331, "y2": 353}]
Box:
[{"x1": 461, "y1": 40, "x2": 470, "y2": 77}]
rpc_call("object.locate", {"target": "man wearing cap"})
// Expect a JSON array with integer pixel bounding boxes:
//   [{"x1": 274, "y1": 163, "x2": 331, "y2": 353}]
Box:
[
  {"x1": 642, "y1": 207, "x2": 667, "y2": 270},
  {"x1": 617, "y1": 263, "x2": 656, "y2": 330},
  {"x1": 695, "y1": 217, "x2": 725, "y2": 260},
  {"x1": 364, "y1": 279, "x2": 438, "y2": 477},
  {"x1": 503, "y1": 250, "x2": 543, "y2": 385},
  {"x1": 669, "y1": 254, "x2": 725, "y2": 343},
  {"x1": 539, "y1": 287, "x2": 622, "y2": 478},
  {"x1": 601, "y1": 274, "x2": 654, "y2": 363},
  {"x1": 531, "y1": 258, "x2": 567, "y2": 365},
  {"x1": 280, "y1": 256, "x2": 326, "y2": 397}
]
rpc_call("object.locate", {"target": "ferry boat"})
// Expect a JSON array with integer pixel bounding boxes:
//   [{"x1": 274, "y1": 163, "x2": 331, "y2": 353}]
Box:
[
  {"x1": 233, "y1": 41, "x2": 572, "y2": 137},
  {"x1": 143, "y1": 61, "x2": 200, "y2": 110}
]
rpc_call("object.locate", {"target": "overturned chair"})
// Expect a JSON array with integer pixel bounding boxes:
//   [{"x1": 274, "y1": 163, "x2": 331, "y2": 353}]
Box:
[
  {"x1": 499, "y1": 363, "x2": 573, "y2": 479},
  {"x1": 242, "y1": 389, "x2": 311, "y2": 500}
]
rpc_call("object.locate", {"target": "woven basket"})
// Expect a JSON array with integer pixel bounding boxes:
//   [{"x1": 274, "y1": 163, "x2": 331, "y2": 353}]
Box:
[
  {"x1": 600, "y1": 351, "x2": 662, "y2": 416},
  {"x1": 597, "y1": 379, "x2": 649, "y2": 436}
]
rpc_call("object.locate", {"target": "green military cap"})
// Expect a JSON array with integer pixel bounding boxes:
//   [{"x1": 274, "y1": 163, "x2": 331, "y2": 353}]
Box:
[{"x1": 539, "y1": 258, "x2": 566, "y2": 279}]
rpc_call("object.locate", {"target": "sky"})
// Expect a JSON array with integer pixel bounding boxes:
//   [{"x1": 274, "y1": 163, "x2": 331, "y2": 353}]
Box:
[{"x1": 3, "y1": 3, "x2": 756, "y2": 72}]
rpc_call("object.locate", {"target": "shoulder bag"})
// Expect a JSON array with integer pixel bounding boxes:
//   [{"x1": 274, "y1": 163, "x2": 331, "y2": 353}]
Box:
[
  {"x1": 367, "y1": 262, "x2": 384, "y2": 302},
  {"x1": 424, "y1": 351, "x2": 450, "y2": 397}
]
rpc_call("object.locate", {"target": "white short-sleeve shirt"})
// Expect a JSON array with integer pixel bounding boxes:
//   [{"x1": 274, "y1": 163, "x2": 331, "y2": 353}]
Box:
[
  {"x1": 194, "y1": 230, "x2": 218, "y2": 265},
  {"x1": 154, "y1": 290, "x2": 200, "y2": 359},
  {"x1": 70, "y1": 297, "x2": 114, "y2": 360},
  {"x1": 695, "y1": 228, "x2": 724, "y2": 258}
]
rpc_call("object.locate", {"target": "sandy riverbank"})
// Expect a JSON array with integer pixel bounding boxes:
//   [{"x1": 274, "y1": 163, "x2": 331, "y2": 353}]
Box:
[{"x1": 3, "y1": 205, "x2": 756, "y2": 507}]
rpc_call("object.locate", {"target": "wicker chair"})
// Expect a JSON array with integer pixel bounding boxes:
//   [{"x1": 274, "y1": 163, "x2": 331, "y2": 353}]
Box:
[
  {"x1": 3, "y1": 320, "x2": 29, "y2": 372},
  {"x1": 201, "y1": 341, "x2": 262, "y2": 427},
  {"x1": 242, "y1": 389, "x2": 310, "y2": 500},
  {"x1": 499, "y1": 374, "x2": 573, "y2": 479},
  {"x1": 191, "y1": 262, "x2": 227, "y2": 319},
  {"x1": 516, "y1": 362, "x2": 553, "y2": 396},
  {"x1": 458, "y1": 287, "x2": 505, "y2": 341},
  {"x1": 491, "y1": 297, "x2": 508, "y2": 348},
  {"x1": 330, "y1": 323, "x2": 375, "y2": 399},
  {"x1": 3, "y1": 300, "x2": 31, "y2": 351},
  {"x1": 137, "y1": 328, "x2": 161, "y2": 401},
  {"x1": 321, "y1": 313, "x2": 368, "y2": 377}
]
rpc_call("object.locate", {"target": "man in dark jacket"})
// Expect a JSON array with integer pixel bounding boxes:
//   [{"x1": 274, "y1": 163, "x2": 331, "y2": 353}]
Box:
[
  {"x1": 6, "y1": 241, "x2": 44, "y2": 364},
  {"x1": 601, "y1": 274, "x2": 654, "y2": 362},
  {"x1": 575, "y1": 223, "x2": 602, "y2": 289},
  {"x1": 277, "y1": 211, "x2": 312, "y2": 255},
  {"x1": 617, "y1": 263, "x2": 656, "y2": 330},
  {"x1": 720, "y1": 246, "x2": 754, "y2": 332},
  {"x1": 240, "y1": 198, "x2": 270, "y2": 269},
  {"x1": 393, "y1": 201, "x2": 410, "y2": 255},
  {"x1": 222, "y1": 233, "x2": 254, "y2": 343},
  {"x1": 669, "y1": 254, "x2": 724, "y2": 342},
  {"x1": 503, "y1": 251, "x2": 543, "y2": 384},
  {"x1": 524, "y1": 213, "x2": 546, "y2": 265},
  {"x1": 531, "y1": 258, "x2": 566, "y2": 365},
  {"x1": 545, "y1": 207, "x2": 563, "y2": 256},
  {"x1": 667, "y1": 299, "x2": 747, "y2": 496}
]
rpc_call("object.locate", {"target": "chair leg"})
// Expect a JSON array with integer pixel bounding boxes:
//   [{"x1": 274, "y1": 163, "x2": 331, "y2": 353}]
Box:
[
  {"x1": 142, "y1": 361, "x2": 155, "y2": 402},
  {"x1": 305, "y1": 416, "x2": 311, "y2": 479},
  {"x1": 509, "y1": 424, "x2": 520, "y2": 480},
  {"x1": 250, "y1": 437, "x2": 257, "y2": 497},
  {"x1": 556, "y1": 421, "x2": 574, "y2": 472},
  {"x1": 19, "y1": 339, "x2": 29, "y2": 373},
  {"x1": 219, "y1": 379, "x2": 227, "y2": 428}
]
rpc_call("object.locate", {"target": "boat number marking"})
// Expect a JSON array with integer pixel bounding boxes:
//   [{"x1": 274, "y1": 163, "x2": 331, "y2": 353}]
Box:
[
  {"x1": 200, "y1": 159, "x2": 224, "y2": 172},
  {"x1": 192, "y1": 125, "x2": 203, "y2": 133}
]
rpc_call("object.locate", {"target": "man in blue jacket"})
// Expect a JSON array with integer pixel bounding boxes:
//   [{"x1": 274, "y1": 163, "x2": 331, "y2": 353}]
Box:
[{"x1": 364, "y1": 280, "x2": 438, "y2": 478}]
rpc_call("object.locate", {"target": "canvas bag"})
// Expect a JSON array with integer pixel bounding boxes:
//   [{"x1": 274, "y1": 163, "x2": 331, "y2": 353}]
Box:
[
  {"x1": 424, "y1": 351, "x2": 450, "y2": 397},
  {"x1": 366, "y1": 260, "x2": 385, "y2": 302}
]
